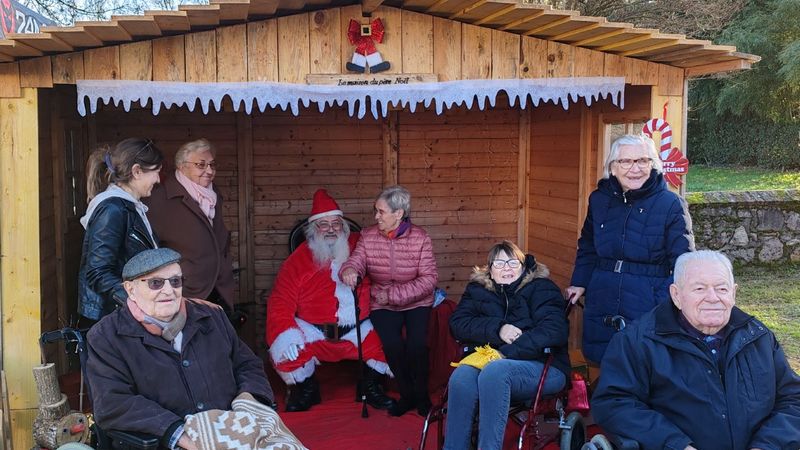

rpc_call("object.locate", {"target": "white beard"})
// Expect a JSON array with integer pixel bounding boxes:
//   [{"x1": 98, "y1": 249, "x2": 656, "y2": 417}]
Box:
[{"x1": 306, "y1": 230, "x2": 351, "y2": 268}]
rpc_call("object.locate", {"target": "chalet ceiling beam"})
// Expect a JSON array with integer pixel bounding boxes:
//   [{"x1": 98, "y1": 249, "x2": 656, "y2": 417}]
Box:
[
  {"x1": 619, "y1": 39, "x2": 681, "y2": 57},
  {"x1": 5, "y1": 33, "x2": 73, "y2": 52},
  {"x1": 644, "y1": 45, "x2": 705, "y2": 62},
  {"x1": 522, "y1": 16, "x2": 572, "y2": 36},
  {"x1": 550, "y1": 22, "x2": 600, "y2": 41},
  {"x1": 571, "y1": 27, "x2": 626, "y2": 46},
  {"x1": 0, "y1": 40, "x2": 44, "y2": 58},
  {"x1": 472, "y1": 4, "x2": 517, "y2": 26},
  {"x1": 425, "y1": 0, "x2": 451, "y2": 13},
  {"x1": 449, "y1": 0, "x2": 489, "y2": 20},
  {"x1": 498, "y1": 10, "x2": 545, "y2": 31},
  {"x1": 595, "y1": 33, "x2": 652, "y2": 51},
  {"x1": 685, "y1": 59, "x2": 750, "y2": 77}
]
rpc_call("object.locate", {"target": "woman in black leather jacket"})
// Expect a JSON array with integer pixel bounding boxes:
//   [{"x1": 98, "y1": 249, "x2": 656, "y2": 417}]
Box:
[
  {"x1": 78, "y1": 138, "x2": 164, "y2": 323},
  {"x1": 444, "y1": 241, "x2": 569, "y2": 450}
]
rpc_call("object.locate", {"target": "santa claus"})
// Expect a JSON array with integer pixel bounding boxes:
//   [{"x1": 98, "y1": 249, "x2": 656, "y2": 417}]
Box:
[{"x1": 266, "y1": 189, "x2": 396, "y2": 412}]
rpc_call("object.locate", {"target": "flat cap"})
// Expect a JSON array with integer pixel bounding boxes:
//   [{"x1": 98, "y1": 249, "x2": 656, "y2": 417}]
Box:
[{"x1": 122, "y1": 248, "x2": 182, "y2": 281}]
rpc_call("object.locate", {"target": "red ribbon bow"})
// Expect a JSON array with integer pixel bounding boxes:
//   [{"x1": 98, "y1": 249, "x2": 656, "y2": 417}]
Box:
[
  {"x1": 662, "y1": 147, "x2": 689, "y2": 187},
  {"x1": 347, "y1": 18, "x2": 385, "y2": 56}
]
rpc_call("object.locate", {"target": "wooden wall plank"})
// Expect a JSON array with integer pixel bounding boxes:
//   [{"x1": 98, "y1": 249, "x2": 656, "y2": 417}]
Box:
[
  {"x1": 518, "y1": 108, "x2": 530, "y2": 249},
  {"x1": 626, "y1": 57, "x2": 657, "y2": 85},
  {"x1": 383, "y1": 111, "x2": 399, "y2": 185},
  {"x1": 185, "y1": 30, "x2": 217, "y2": 82},
  {"x1": 547, "y1": 40, "x2": 573, "y2": 78},
  {"x1": 339, "y1": 5, "x2": 362, "y2": 74},
  {"x1": 572, "y1": 46, "x2": 604, "y2": 77},
  {"x1": 461, "y1": 23, "x2": 491, "y2": 79},
  {"x1": 19, "y1": 57, "x2": 53, "y2": 88},
  {"x1": 247, "y1": 19, "x2": 278, "y2": 81},
  {"x1": 84, "y1": 46, "x2": 120, "y2": 80},
  {"x1": 491, "y1": 29, "x2": 519, "y2": 79},
  {"x1": 657, "y1": 63, "x2": 684, "y2": 96},
  {"x1": 372, "y1": 6, "x2": 402, "y2": 74},
  {"x1": 520, "y1": 36, "x2": 547, "y2": 78},
  {"x1": 309, "y1": 9, "x2": 341, "y2": 75},
  {"x1": 120, "y1": 41, "x2": 153, "y2": 81},
  {"x1": 152, "y1": 35, "x2": 185, "y2": 81},
  {"x1": 52, "y1": 53, "x2": 84, "y2": 84},
  {"x1": 0, "y1": 88, "x2": 40, "y2": 450},
  {"x1": 603, "y1": 53, "x2": 626, "y2": 78},
  {"x1": 433, "y1": 16, "x2": 461, "y2": 81},
  {"x1": 217, "y1": 24, "x2": 247, "y2": 82},
  {"x1": 402, "y1": 10, "x2": 433, "y2": 73},
  {"x1": 278, "y1": 13, "x2": 309, "y2": 83}
]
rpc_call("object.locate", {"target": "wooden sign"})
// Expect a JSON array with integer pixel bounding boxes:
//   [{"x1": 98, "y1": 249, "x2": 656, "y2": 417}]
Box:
[{"x1": 306, "y1": 73, "x2": 438, "y2": 86}]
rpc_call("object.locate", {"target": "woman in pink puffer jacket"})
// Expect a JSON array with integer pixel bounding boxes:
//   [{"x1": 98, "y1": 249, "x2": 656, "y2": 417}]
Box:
[{"x1": 341, "y1": 185, "x2": 438, "y2": 417}]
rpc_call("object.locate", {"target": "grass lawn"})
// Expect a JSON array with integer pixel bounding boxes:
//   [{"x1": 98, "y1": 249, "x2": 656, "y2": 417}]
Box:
[
  {"x1": 734, "y1": 263, "x2": 800, "y2": 372},
  {"x1": 686, "y1": 165, "x2": 800, "y2": 192}
]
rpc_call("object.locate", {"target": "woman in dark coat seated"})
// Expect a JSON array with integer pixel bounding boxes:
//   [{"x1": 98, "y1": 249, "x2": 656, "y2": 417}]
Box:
[
  {"x1": 566, "y1": 134, "x2": 694, "y2": 364},
  {"x1": 444, "y1": 241, "x2": 569, "y2": 450}
]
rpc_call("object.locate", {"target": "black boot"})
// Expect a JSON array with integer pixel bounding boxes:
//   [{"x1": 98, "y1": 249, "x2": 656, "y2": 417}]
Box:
[
  {"x1": 285, "y1": 377, "x2": 321, "y2": 412},
  {"x1": 388, "y1": 396, "x2": 414, "y2": 417},
  {"x1": 362, "y1": 368, "x2": 396, "y2": 410}
]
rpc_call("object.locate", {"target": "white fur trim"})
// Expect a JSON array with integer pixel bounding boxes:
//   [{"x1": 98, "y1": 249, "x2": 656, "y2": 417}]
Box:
[
  {"x1": 340, "y1": 320, "x2": 374, "y2": 347},
  {"x1": 330, "y1": 260, "x2": 356, "y2": 327},
  {"x1": 275, "y1": 358, "x2": 319, "y2": 385},
  {"x1": 269, "y1": 319, "x2": 326, "y2": 364},
  {"x1": 366, "y1": 52, "x2": 383, "y2": 66},
  {"x1": 351, "y1": 53, "x2": 366, "y2": 66},
  {"x1": 366, "y1": 359, "x2": 393, "y2": 377},
  {"x1": 308, "y1": 210, "x2": 343, "y2": 223}
]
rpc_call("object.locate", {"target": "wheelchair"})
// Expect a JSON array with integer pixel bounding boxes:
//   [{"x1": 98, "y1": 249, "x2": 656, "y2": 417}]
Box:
[
  {"x1": 419, "y1": 303, "x2": 591, "y2": 450},
  {"x1": 38, "y1": 327, "x2": 165, "y2": 450}
]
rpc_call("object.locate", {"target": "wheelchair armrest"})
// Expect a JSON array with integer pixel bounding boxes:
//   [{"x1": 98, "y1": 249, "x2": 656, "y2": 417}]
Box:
[{"x1": 106, "y1": 429, "x2": 162, "y2": 450}]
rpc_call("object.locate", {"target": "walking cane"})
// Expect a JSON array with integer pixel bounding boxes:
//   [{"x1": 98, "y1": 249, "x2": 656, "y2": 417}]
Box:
[{"x1": 352, "y1": 277, "x2": 369, "y2": 418}]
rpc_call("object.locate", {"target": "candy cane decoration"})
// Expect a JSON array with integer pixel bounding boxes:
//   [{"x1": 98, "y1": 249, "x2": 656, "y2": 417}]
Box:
[
  {"x1": 642, "y1": 102, "x2": 689, "y2": 188},
  {"x1": 642, "y1": 103, "x2": 673, "y2": 160}
]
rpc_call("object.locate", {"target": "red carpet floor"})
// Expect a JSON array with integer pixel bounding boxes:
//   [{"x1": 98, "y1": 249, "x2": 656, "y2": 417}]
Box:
[{"x1": 268, "y1": 362, "x2": 581, "y2": 450}]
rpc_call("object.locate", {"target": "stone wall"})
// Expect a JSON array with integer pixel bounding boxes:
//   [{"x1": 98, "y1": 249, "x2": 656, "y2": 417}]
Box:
[{"x1": 687, "y1": 190, "x2": 800, "y2": 265}]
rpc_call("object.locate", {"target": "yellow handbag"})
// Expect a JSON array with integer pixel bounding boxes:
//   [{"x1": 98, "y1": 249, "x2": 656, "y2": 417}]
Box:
[{"x1": 450, "y1": 344, "x2": 503, "y2": 369}]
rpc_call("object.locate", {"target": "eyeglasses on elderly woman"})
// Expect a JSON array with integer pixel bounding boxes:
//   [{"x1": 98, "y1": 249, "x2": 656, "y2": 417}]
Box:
[
  {"x1": 491, "y1": 259, "x2": 521, "y2": 269},
  {"x1": 614, "y1": 157, "x2": 653, "y2": 170},
  {"x1": 139, "y1": 276, "x2": 184, "y2": 290}
]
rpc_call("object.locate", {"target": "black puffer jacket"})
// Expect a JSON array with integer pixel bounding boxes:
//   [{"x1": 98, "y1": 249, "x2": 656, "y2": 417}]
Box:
[
  {"x1": 449, "y1": 256, "x2": 570, "y2": 377},
  {"x1": 78, "y1": 197, "x2": 157, "y2": 320}
]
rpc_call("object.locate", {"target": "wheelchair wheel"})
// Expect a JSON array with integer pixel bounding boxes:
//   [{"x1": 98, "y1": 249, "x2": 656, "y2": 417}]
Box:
[
  {"x1": 57, "y1": 444, "x2": 94, "y2": 450},
  {"x1": 581, "y1": 434, "x2": 615, "y2": 450},
  {"x1": 559, "y1": 411, "x2": 586, "y2": 450}
]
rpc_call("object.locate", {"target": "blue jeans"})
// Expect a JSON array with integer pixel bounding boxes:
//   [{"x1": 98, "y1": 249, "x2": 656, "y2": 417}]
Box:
[{"x1": 443, "y1": 359, "x2": 567, "y2": 450}]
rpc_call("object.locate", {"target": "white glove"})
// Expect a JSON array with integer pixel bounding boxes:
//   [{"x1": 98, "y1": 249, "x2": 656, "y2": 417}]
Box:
[{"x1": 283, "y1": 343, "x2": 303, "y2": 361}]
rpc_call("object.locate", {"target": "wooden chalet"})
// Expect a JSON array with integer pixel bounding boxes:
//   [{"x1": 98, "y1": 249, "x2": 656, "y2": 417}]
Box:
[{"x1": 0, "y1": 0, "x2": 757, "y2": 447}]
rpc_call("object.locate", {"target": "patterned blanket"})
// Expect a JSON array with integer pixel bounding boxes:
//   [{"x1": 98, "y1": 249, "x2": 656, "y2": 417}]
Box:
[{"x1": 184, "y1": 393, "x2": 307, "y2": 450}]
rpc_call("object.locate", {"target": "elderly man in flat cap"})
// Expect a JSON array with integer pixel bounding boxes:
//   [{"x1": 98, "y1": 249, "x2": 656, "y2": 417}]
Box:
[{"x1": 86, "y1": 248, "x2": 304, "y2": 450}]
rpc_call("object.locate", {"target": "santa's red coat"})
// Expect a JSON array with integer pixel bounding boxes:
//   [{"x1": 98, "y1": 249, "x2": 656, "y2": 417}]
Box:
[{"x1": 266, "y1": 233, "x2": 387, "y2": 382}]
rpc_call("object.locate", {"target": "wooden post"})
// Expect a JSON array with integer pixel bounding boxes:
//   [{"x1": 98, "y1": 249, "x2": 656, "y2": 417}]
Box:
[
  {"x1": 382, "y1": 110, "x2": 398, "y2": 187},
  {"x1": 236, "y1": 112, "x2": 256, "y2": 347},
  {"x1": 650, "y1": 87, "x2": 685, "y2": 195},
  {"x1": 0, "y1": 87, "x2": 41, "y2": 450},
  {"x1": 517, "y1": 108, "x2": 531, "y2": 251}
]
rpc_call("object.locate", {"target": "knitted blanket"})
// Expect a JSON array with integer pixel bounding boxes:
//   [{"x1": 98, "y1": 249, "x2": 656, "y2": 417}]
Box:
[{"x1": 184, "y1": 393, "x2": 306, "y2": 450}]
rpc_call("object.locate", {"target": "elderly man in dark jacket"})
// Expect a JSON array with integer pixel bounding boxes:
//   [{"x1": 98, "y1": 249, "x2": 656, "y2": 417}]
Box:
[
  {"x1": 592, "y1": 250, "x2": 800, "y2": 450},
  {"x1": 86, "y1": 248, "x2": 277, "y2": 450}
]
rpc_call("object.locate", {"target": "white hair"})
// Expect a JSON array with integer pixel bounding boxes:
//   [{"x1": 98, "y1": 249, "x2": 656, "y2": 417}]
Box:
[
  {"x1": 602, "y1": 134, "x2": 663, "y2": 179},
  {"x1": 673, "y1": 250, "x2": 734, "y2": 287},
  {"x1": 378, "y1": 185, "x2": 411, "y2": 219},
  {"x1": 304, "y1": 219, "x2": 351, "y2": 267}
]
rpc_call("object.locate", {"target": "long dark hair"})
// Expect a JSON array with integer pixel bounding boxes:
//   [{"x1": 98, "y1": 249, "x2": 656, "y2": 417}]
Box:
[{"x1": 86, "y1": 138, "x2": 163, "y2": 201}]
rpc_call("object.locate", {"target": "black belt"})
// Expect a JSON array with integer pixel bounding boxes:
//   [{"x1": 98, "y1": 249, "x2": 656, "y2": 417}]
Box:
[
  {"x1": 596, "y1": 258, "x2": 672, "y2": 277},
  {"x1": 314, "y1": 323, "x2": 355, "y2": 340}
]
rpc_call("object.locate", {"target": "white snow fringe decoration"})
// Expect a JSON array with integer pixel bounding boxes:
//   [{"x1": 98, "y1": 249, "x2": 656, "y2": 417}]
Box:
[{"x1": 77, "y1": 77, "x2": 625, "y2": 118}]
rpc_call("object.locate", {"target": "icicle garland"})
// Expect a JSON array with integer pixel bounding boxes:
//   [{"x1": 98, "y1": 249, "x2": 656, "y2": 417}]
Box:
[{"x1": 76, "y1": 77, "x2": 625, "y2": 118}]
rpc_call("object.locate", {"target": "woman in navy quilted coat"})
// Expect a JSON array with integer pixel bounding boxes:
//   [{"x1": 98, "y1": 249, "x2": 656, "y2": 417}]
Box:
[{"x1": 566, "y1": 134, "x2": 694, "y2": 364}]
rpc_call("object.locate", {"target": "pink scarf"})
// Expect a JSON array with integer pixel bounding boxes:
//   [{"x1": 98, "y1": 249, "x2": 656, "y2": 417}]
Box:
[
  {"x1": 127, "y1": 297, "x2": 187, "y2": 342},
  {"x1": 175, "y1": 169, "x2": 217, "y2": 223}
]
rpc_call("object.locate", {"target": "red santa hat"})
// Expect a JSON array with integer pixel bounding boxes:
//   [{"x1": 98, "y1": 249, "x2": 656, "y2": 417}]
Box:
[{"x1": 308, "y1": 189, "x2": 343, "y2": 222}]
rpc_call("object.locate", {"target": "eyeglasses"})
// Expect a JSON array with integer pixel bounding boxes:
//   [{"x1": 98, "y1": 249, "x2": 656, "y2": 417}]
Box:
[
  {"x1": 186, "y1": 160, "x2": 217, "y2": 171},
  {"x1": 491, "y1": 259, "x2": 521, "y2": 269},
  {"x1": 614, "y1": 157, "x2": 653, "y2": 170},
  {"x1": 316, "y1": 220, "x2": 343, "y2": 232},
  {"x1": 139, "y1": 276, "x2": 184, "y2": 290}
]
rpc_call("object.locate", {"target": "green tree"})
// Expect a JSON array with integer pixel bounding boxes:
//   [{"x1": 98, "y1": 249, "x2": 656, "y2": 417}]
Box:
[{"x1": 688, "y1": 0, "x2": 800, "y2": 168}]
